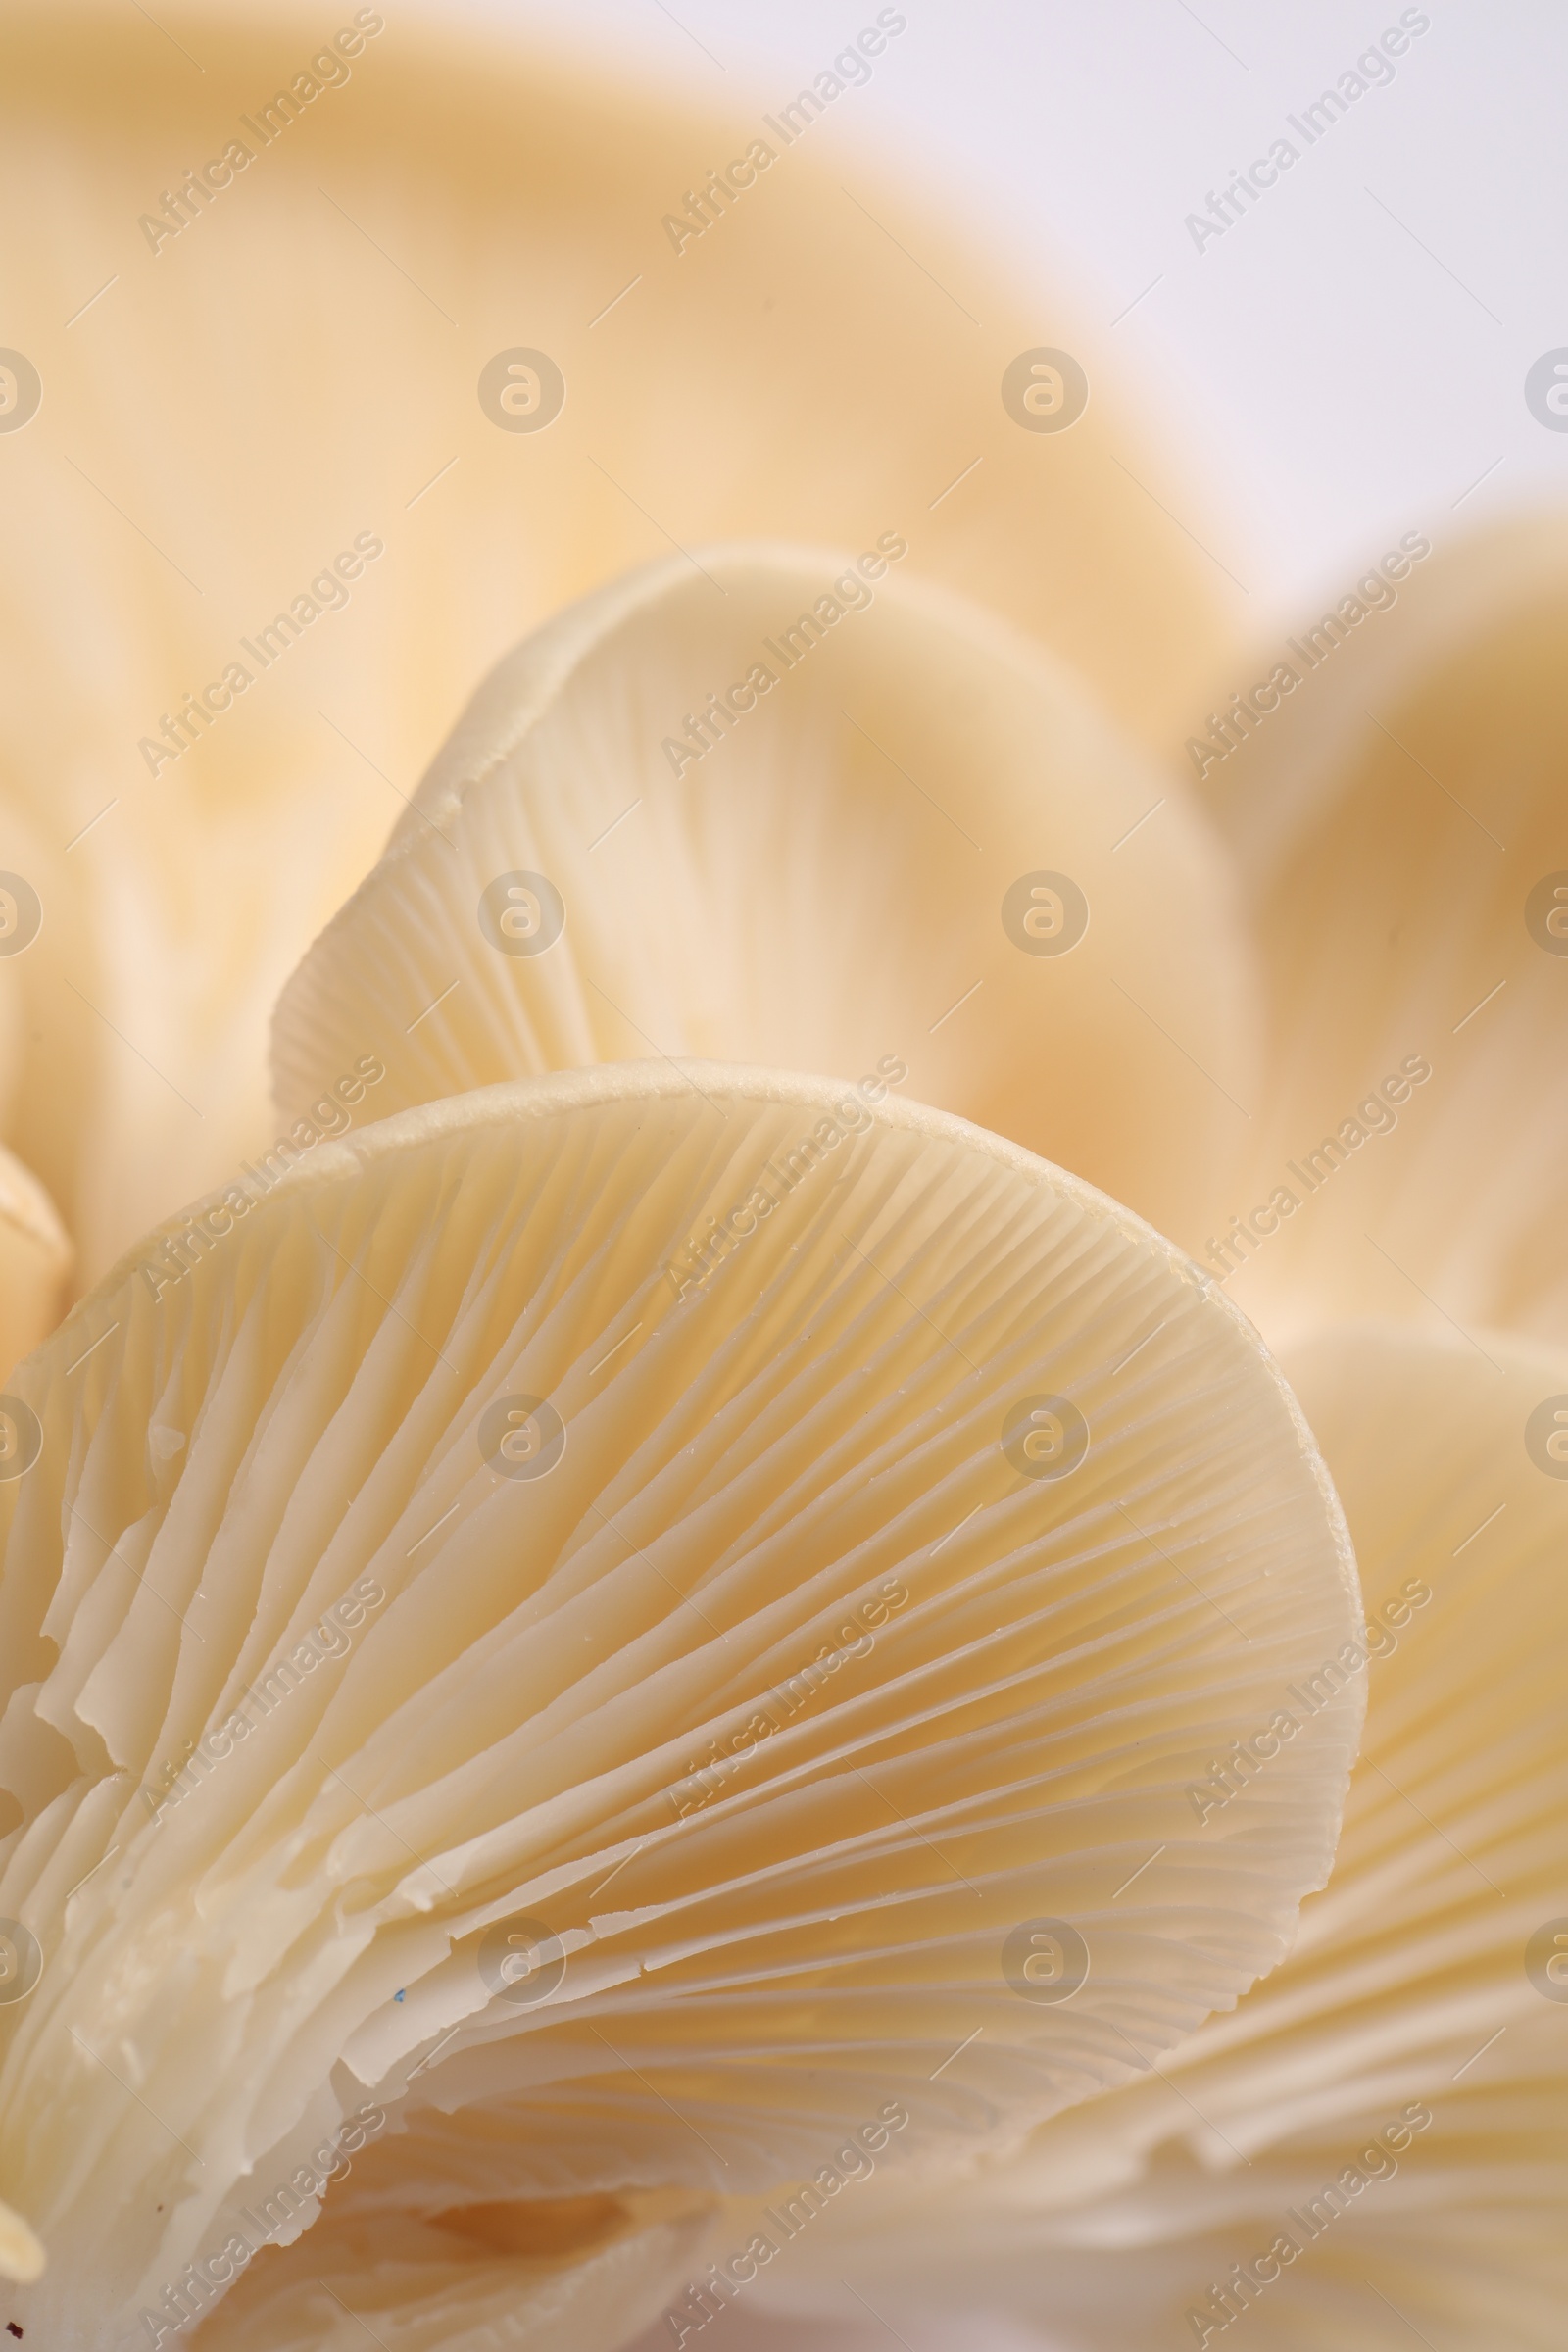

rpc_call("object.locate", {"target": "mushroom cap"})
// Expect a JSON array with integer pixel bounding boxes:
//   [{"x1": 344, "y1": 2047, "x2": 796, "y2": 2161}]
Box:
[
  {"x1": 271, "y1": 547, "x2": 1256, "y2": 1253},
  {"x1": 744, "y1": 1321, "x2": 1568, "y2": 2351},
  {"x1": 0, "y1": 1065, "x2": 1358, "y2": 2349},
  {"x1": 1198, "y1": 517, "x2": 1568, "y2": 1353},
  {"x1": 0, "y1": 6, "x2": 1239, "y2": 1288}
]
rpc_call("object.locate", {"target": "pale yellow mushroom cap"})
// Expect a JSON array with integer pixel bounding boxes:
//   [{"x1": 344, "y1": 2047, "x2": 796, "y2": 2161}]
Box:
[
  {"x1": 743, "y1": 1321, "x2": 1568, "y2": 2351},
  {"x1": 0, "y1": 8, "x2": 1239, "y2": 1291},
  {"x1": 0, "y1": 1066, "x2": 1358, "y2": 2348},
  {"x1": 1196, "y1": 518, "x2": 1568, "y2": 1355},
  {"x1": 271, "y1": 547, "x2": 1256, "y2": 1255}
]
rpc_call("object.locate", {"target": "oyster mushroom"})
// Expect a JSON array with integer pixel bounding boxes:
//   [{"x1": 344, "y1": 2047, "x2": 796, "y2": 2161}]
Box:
[
  {"x1": 1196, "y1": 518, "x2": 1568, "y2": 1352},
  {"x1": 0, "y1": 6, "x2": 1239, "y2": 1292},
  {"x1": 271, "y1": 548, "x2": 1255, "y2": 1254},
  {"x1": 745, "y1": 1322, "x2": 1568, "y2": 2350},
  {"x1": 0, "y1": 1066, "x2": 1359, "y2": 2350}
]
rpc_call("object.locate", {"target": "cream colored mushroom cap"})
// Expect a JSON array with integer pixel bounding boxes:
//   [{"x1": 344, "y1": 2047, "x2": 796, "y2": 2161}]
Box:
[
  {"x1": 0, "y1": 1064, "x2": 1359, "y2": 2349},
  {"x1": 271, "y1": 548, "x2": 1256, "y2": 1257},
  {"x1": 1199, "y1": 517, "x2": 1568, "y2": 1355},
  {"x1": 737, "y1": 1321, "x2": 1568, "y2": 2352}
]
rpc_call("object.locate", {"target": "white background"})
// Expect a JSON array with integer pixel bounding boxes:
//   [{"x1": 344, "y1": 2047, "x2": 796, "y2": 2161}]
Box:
[{"x1": 451, "y1": 0, "x2": 1568, "y2": 626}]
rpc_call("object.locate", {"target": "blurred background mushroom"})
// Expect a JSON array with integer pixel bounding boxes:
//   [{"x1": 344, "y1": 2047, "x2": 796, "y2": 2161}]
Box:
[
  {"x1": 1, "y1": 8, "x2": 1564, "y2": 2351},
  {"x1": 0, "y1": 4, "x2": 1238, "y2": 1297}
]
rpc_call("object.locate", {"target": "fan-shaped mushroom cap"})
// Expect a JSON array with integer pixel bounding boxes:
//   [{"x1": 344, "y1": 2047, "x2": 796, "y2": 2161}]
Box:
[
  {"x1": 271, "y1": 549, "x2": 1255, "y2": 1253},
  {"x1": 0, "y1": 1066, "x2": 1358, "y2": 2350},
  {"x1": 0, "y1": 1142, "x2": 71, "y2": 1377},
  {"x1": 1196, "y1": 518, "x2": 1568, "y2": 1352},
  {"x1": 0, "y1": 8, "x2": 1239, "y2": 1288},
  {"x1": 752, "y1": 1321, "x2": 1568, "y2": 2351}
]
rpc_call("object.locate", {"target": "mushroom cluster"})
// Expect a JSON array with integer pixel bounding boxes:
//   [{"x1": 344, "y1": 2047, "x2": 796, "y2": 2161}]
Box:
[
  {"x1": 1, "y1": 526, "x2": 1563, "y2": 2352},
  {"x1": 0, "y1": 18, "x2": 1563, "y2": 2352}
]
